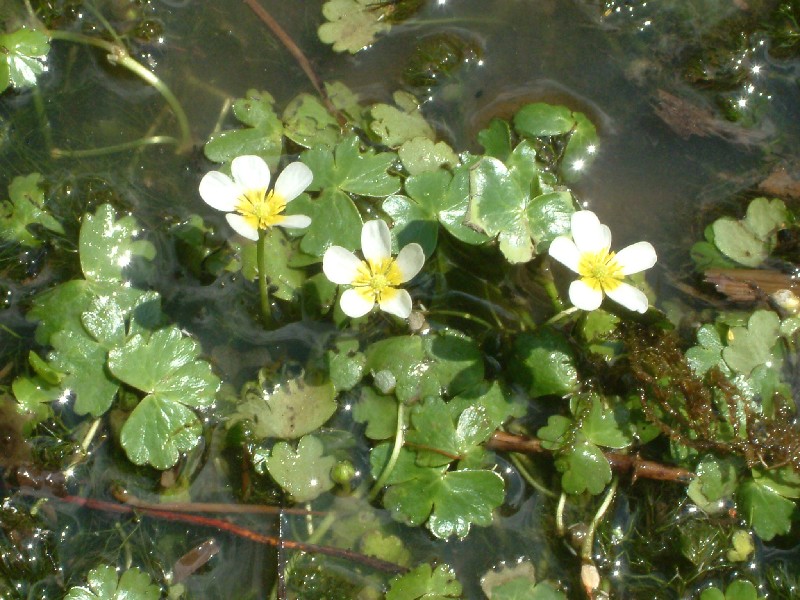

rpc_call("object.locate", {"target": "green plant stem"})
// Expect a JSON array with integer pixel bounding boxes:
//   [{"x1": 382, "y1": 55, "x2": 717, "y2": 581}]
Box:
[
  {"x1": 257, "y1": 229, "x2": 273, "y2": 327},
  {"x1": 426, "y1": 309, "x2": 495, "y2": 330},
  {"x1": 555, "y1": 491, "x2": 567, "y2": 536},
  {"x1": 368, "y1": 402, "x2": 406, "y2": 501},
  {"x1": 581, "y1": 476, "x2": 618, "y2": 561},
  {"x1": 51, "y1": 135, "x2": 178, "y2": 159},
  {"x1": 46, "y1": 30, "x2": 192, "y2": 151},
  {"x1": 543, "y1": 306, "x2": 579, "y2": 327},
  {"x1": 84, "y1": 1, "x2": 125, "y2": 46},
  {"x1": 509, "y1": 453, "x2": 558, "y2": 498}
]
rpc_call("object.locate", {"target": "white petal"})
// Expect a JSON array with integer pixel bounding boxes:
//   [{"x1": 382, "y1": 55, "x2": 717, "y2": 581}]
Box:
[
  {"x1": 568, "y1": 279, "x2": 604, "y2": 311},
  {"x1": 615, "y1": 241, "x2": 657, "y2": 275},
  {"x1": 361, "y1": 220, "x2": 392, "y2": 263},
  {"x1": 279, "y1": 214, "x2": 312, "y2": 229},
  {"x1": 394, "y1": 243, "x2": 425, "y2": 283},
  {"x1": 274, "y1": 162, "x2": 313, "y2": 202},
  {"x1": 379, "y1": 289, "x2": 412, "y2": 318},
  {"x1": 225, "y1": 213, "x2": 259, "y2": 241},
  {"x1": 231, "y1": 155, "x2": 271, "y2": 191},
  {"x1": 606, "y1": 282, "x2": 649, "y2": 313},
  {"x1": 340, "y1": 288, "x2": 375, "y2": 318},
  {"x1": 323, "y1": 246, "x2": 363, "y2": 284},
  {"x1": 199, "y1": 171, "x2": 239, "y2": 212},
  {"x1": 548, "y1": 236, "x2": 581, "y2": 273},
  {"x1": 571, "y1": 210, "x2": 611, "y2": 254}
]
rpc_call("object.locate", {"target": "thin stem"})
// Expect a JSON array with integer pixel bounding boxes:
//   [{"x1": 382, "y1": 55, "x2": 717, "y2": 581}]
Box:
[
  {"x1": 581, "y1": 476, "x2": 618, "y2": 561},
  {"x1": 84, "y1": 1, "x2": 125, "y2": 46},
  {"x1": 555, "y1": 492, "x2": 567, "y2": 536},
  {"x1": 46, "y1": 30, "x2": 192, "y2": 151},
  {"x1": 543, "y1": 306, "x2": 579, "y2": 327},
  {"x1": 425, "y1": 309, "x2": 495, "y2": 330},
  {"x1": 79, "y1": 418, "x2": 102, "y2": 454},
  {"x1": 368, "y1": 403, "x2": 406, "y2": 501},
  {"x1": 508, "y1": 453, "x2": 558, "y2": 498},
  {"x1": 51, "y1": 135, "x2": 178, "y2": 159},
  {"x1": 257, "y1": 229, "x2": 273, "y2": 326}
]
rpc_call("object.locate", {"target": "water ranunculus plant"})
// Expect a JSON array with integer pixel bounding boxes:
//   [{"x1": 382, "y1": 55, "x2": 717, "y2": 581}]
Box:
[
  {"x1": 548, "y1": 210, "x2": 657, "y2": 313},
  {"x1": 323, "y1": 220, "x2": 425, "y2": 319},
  {"x1": 198, "y1": 155, "x2": 312, "y2": 241}
]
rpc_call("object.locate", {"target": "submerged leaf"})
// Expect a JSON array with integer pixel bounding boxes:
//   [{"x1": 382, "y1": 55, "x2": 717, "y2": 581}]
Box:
[
  {"x1": 64, "y1": 565, "x2": 160, "y2": 600},
  {"x1": 318, "y1": 0, "x2": 392, "y2": 54},
  {"x1": 0, "y1": 173, "x2": 63, "y2": 247},
  {"x1": 387, "y1": 563, "x2": 462, "y2": 600},
  {"x1": 263, "y1": 435, "x2": 335, "y2": 502},
  {"x1": 0, "y1": 28, "x2": 50, "y2": 92}
]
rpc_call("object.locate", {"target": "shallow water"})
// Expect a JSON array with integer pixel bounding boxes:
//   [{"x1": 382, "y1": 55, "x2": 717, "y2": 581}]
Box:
[{"x1": 2, "y1": 0, "x2": 800, "y2": 598}]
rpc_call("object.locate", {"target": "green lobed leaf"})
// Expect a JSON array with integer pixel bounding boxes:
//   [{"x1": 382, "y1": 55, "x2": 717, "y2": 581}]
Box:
[
  {"x1": 752, "y1": 466, "x2": 800, "y2": 499},
  {"x1": 0, "y1": 28, "x2": 50, "y2": 92},
  {"x1": 386, "y1": 563, "x2": 462, "y2": 600},
  {"x1": 317, "y1": 0, "x2": 392, "y2": 54},
  {"x1": 282, "y1": 93, "x2": 342, "y2": 149},
  {"x1": 513, "y1": 103, "x2": 575, "y2": 137},
  {"x1": 64, "y1": 565, "x2": 160, "y2": 600},
  {"x1": 722, "y1": 310, "x2": 781, "y2": 377},
  {"x1": 580, "y1": 397, "x2": 631, "y2": 449},
  {"x1": 736, "y1": 478, "x2": 795, "y2": 540},
  {"x1": 290, "y1": 188, "x2": 363, "y2": 256},
  {"x1": 326, "y1": 338, "x2": 366, "y2": 392},
  {"x1": 370, "y1": 91, "x2": 435, "y2": 148},
  {"x1": 231, "y1": 374, "x2": 336, "y2": 440},
  {"x1": 477, "y1": 118, "x2": 512, "y2": 161},
  {"x1": 687, "y1": 455, "x2": 741, "y2": 513},
  {"x1": 554, "y1": 437, "x2": 612, "y2": 495},
  {"x1": 509, "y1": 329, "x2": 578, "y2": 398},
  {"x1": 359, "y1": 530, "x2": 411, "y2": 567},
  {"x1": 79, "y1": 204, "x2": 155, "y2": 284},
  {"x1": 493, "y1": 579, "x2": 567, "y2": 600},
  {"x1": 398, "y1": 137, "x2": 458, "y2": 175},
  {"x1": 686, "y1": 324, "x2": 730, "y2": 377},
  {"x1": 0, "y1": 173, "x2": 63, "y2": 247},
  {"x1": 204, "y1": 89, "x2": 283, "y2": 169},
  {"x1": 263, "y1": 435, "x2": 335, "y2": 502},
  {"x1": 438, "y1": 164, "x2": 490, "y2": 245},
  {"x1": 353, "y1": 387, "x2": 399, "y2": 440},
  {"x1": 11, "y1": 376, "x2": 58, "y2": 422},
  {"x1": 561, "y1": 112, "x2": 598, "y2": 183},
  {"x1": 712, "y1": 218, "x2": 769, "y2": 268}
]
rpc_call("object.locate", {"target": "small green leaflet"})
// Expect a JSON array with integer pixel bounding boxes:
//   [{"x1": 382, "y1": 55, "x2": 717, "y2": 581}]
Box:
[
  {"x1": 370, "y1": 91, "x2": 435, "y2": 148},
  {"x1": 398, "y1": 137, "x2": 458, "y2": 175},
  {"x1": 282, "y1": 93, "x2": 342, "y2": 149},
  {"x1": 0, "y1": 28, "x2": 50, "y2": 92},
  {"x1": 386, "y1": 563, "x2": 462, "y2": 600},
  {"x1": 64, "y1": 565, "x2": 160, "y2": 600},
  {"x1": 736, "y1": 477, "x2": 795, "y2": 541},
  {"x1": 0, "y1": 173, "x2": 63, "y2": 247},
  {"x1": 261, "y1": 435, "x2": 335, "y2": 502},
  {"x1": 318, "y1": 0, "x2": 392, "y2": 54},
  {"x1": 109, "y1": 326, "x2": 220, "y2": 470},
  {"x1": 709, "y1": 197, "x2": 787, "y2": 267},
  {"x1": 700, "y1": 580, "x2": 764, "y2": 600},
  {"x1": 509, "y1": 329, "x2": 578, "y2": 398}
]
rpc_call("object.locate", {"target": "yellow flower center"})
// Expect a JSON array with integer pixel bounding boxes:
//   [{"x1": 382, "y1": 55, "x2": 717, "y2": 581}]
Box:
[
  {"x1": 577, "y1": 249, "x2": 624, "y2": 292},
  {"x1": 235, "y1": 188, "x2": 286, "y2": 230},
  {"x1": 352, "y1": 258, "x2": 403, "y2": 303}
]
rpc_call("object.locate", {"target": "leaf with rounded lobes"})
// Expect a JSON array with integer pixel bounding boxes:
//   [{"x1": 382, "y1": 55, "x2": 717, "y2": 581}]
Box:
[
  {"x1": 438, "y1": 164, "x2": 491, "y2": 245},
  {"x1": 263, "y1": 435, "x2": 335, "y2": 502},
  {"x1": 736, "y1": 478, "x2": 795, "y2": 540},
  {"x1": 687, "y1": 455, "x2": 741, "y2": 513},
  {"x1": 722, "y1": 310, "x2": 781, "y2": 377},
  {"x1": 0, "y1": 173, "x2": 63, "y2": 247},
  {"x1": 494, "y1": 579, "x2": 567, "y2": 600},
  {"x1": 752, "y1": 466, "x2": 800, "y2": 499},
  {"x1": 383, "y1": 194, "x2": 439, "y2": 258},
  {"x1": 370, "y1": 91, "x2": 435, "y2": 148},
  {"x1": 282, "y1": 93, "x2": 342, "y2": 149},
  {"x1": 743, "y1": 197, "x2": 787, "y2": 240},
  {"x1": 398, "y1": 137, "x2": 458, "y2": 175},
  {"x1": 712, "y1": 218, "x2": 768, "y2": 267},
  {"x1": 386, "y1": 563, "x2": 462, "y2": 600},
  {"x1": 513, "y1": 103, "x2": 575, "y2": 137},
  {"x1": 79, "y1": 204, "x2": 155, "y2": 285},
  {"x1": 290, "y1": 189, "x2": 362, "y2": 256},
  {"x1": 326, "y1": 338, "x2": 366, "y2": 392},
  {"x1": 204, "y1": 90, "x2": 283, "y2": 170},
  {"x1": 11, "y1": 376, "x2": 58, "y2": 422},
  {"x1": 527, "y1": 191, "x2": 574, "y2": 247},
  {"x1": 580, "y1": 397, "x2": 631, "y2": 449},
  {"x1": 318, "y1": 0, "x2": 392, "y2": 54},
  {"x1": 353, "y1": 387, "x2": 398, "y2": 440},
  {"x1": 0, "y1": 28, "x2": 50, "y2": 92},
  {"x1": 64, "y1": 565, "x2": 160, "y2": 600},
  {"x1": 555, "y1": 437, "x2": 612, "y2": 495},
  {"x1": 686, "y1": 324, "x2": 730, "y2": 377},
  {"x1": 509, "y1": 329, "x2": 578, "y2": 398},
  {"x1": 477, "y1": 117, "x2": 512, "y2": 161},
  {"x1": 231, "y1": 375, "x2": 336, "y2": 440}
]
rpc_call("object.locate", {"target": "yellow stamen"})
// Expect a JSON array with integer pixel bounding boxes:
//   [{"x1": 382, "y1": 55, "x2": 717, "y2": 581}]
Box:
[
  {"x1": 352, "y1": 258, "x2": 403, "y2": 303},
  {"x1": 235, "y1": 189, "x2": 286, "y2": 230},
  {"x1": 577, "y1": 249, "x2": 624, "y2": 292}
]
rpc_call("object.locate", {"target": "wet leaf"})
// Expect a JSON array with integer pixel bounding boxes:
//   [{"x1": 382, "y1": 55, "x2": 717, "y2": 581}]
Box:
[
  {"x1": 290, "y1": 188, "x2": 362, "y2": 257},
  {"x1": 283, "y1": 93, "x2": 342, "y2": 149},
  {"x1": 752, "y1": 466, "x2": 800, "y2": 499},
  {"x1": 561, "y1": 112, "x2": 598, "y2": 183},
  {"x1": 326, "y1": 339, "x2": 366, "y2": 392},
  {"x1": 687, "y1": 455, "x2": 740, "y2": 512},
  {"x1": 386, "y1": 563, "x2": 462, "y2": 599},
  {"x1": 231, "y1": 375, "x2": 336, "y2": 440},
  {"x1": 318, "y1": 0, "x2": 392, "y2": 54},
  {"x1": 493, "y1": 579, "x2": 566, "y2": 600},
  {"x1": 477, "y1": 118, "x2": 512, "y2": 161},
  {"x1": 263, "y1": 435, "x2": 335, "y2": 502},
  {"x1": 398, "y1": 137, "x2": 458, "y2": 175},
  {"x1": 554, "y1": 437, "x2": 612, "y2": 495},
  {"x1": 736, "y1": 478, "x2": 795, "y2": 540},
  {"x1": 438, "y1": 164, "x2": 491, "y2": 245},
  {"x1": 686, "y1": 324, "x2": 730, "y2": 377},
  {"x1": 513, "y1": 103, "x2": 575, "y2": 137},
  {"x1": 0, "y1": 173, "x2": 63, "y2": 247},
  {"x1": 580, "y1": 397, "x2": 631, "y2": 449},
  {"x1": 11, "y1": 376, "x2": 58, "y2": 421},
  {"x1": 235, "y1": 227, "x2": 307, "y2": 301},
  {"x1": 64, "y1": 565, "x2": 160, "y2": 600},
  {"x1": 80, "y1": 204, "x2": 155, "y2": 284},
  {"x1": 359, "y1": 530, "x2": 411, "y2": 567},
  {"x1": 509, "y1": 329, "x2": 578, "y2": 398},
  {"x1": 0, "y1": 28, "x2": 50, "y2": 92},
  {"x1": 722, "y1": 310, "x2": 781, "y2": 377},
  {"x1": 711, "y1": 198, "x2": 787, "y2": 267},
  {"x1": 353, "y1": 387, "x2": 399, "y2": 440},
  {"x1": 700, "y1": 580, "x2": 762, "y2": 600},
  {"x1": 109, "y1": 326, "x2": 220, "y2": 469},
  {"x1": 370, "y1": 91, "x2": 435, "y2": 148},
  {"x1": 204, "y1": 90, "x2": 283, "y2": 170}
]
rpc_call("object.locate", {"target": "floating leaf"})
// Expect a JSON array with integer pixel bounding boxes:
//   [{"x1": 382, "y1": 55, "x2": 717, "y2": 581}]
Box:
[
  {"x1": 0, "y1": 28, "x2": 50, "y2": 92},
  {"x1": 353, "y1": 387, "x2": 399, "y2": 440},
  {"x1": 513, "y1": 103, "x2": 575, "y2": 137},
  {"x1": 561, "y1": 112, "x2": 598, "y2": 183},
  {"x1": 283, "y1": 93, "x2": 342, "y2": 149},
  {"x1": 0, "y1": 173, "x2": 63, "y2": 247},
  {"x1": 722, "y1": 310, "x2": 781, "y2": 377},
  {"x1": 686, "y1": 324, "x2": 730, "y2": 377},
  {"x1": 398, "y1": 137, "x2": 458, "y2": 175},
  {"x1": 318, "y1": 0, "x2": 392, "y2": 54},
  {"x1": 711, "y1": 198, "x2": 787, "y2": 267},
  {"x1": 580, "y1": 397, "x2": 631, "y2": 449},
  {"x1": 109, "y1": 326, "x2": 220, "y2": 469},
  {"x1": 736, "y1": 478, "x2": 795, "y2": 540},
  {"x1": 64, "y1": 565, "x2": 160, "y2": 600},
  {"x1": 79, "y1": 204, "x2": 155, "y2": 284},
  {"x1": 290, "y1": 189, "x2": 362, "y2": 257},
  {"x1": 509, "y1": 329, "x2": 578, "y2": 398},
  {"x1": 263, "y1": 435, "x2": 335, "y2": 502},
  {"x1": 231, "y1": 374, "x2": 336, "y2": 440},
  {"x1": 386, "y1": 563, "x2": 462, "y2": 600},
  {"x1": 477, "y1": 118, "x2": 512, "y2": 161},
  {"x1": 204, "y1": 89, "x2": 283, "y2": 169},
  {"x1": 360, "y1": 530, "x2": 411, "y2": 567},
  {"x1": 370, "y1": 91, "x2": 435, "y2": 148},
  {"x1": 687, "y1": 455, "x2": 740, "y2": 513},
  {"x1": 555, "y1": 437, "x2": 612, "y2": 495},
  {"x1": 326, "y1": 339, "x2": 366, "y2": 392},
  {"x1": 11, "y1": 376, "x2": 58, "y2": 421}
]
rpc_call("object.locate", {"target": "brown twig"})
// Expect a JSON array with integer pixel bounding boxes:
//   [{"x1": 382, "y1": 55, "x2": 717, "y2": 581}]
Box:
[
  {"x1": 487, "y1": 431, "x2": 694, "y2": 484},
  {"x1": 18, "y1": 490, "x2": 407, "y2": 575},
  {"x1": 242, "y1": 0, "x2": 346, "y2": 125}
]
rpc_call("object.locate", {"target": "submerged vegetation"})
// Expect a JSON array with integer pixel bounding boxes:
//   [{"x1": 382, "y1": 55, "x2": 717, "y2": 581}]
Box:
[{"x1": 1, "y1": 0, "x2": 800, "y2": 598}]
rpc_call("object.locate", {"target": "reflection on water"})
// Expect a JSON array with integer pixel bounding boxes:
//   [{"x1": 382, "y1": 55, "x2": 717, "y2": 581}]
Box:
[{"x1": 2, "y1": 0, "x2": 800, "y2": 597}]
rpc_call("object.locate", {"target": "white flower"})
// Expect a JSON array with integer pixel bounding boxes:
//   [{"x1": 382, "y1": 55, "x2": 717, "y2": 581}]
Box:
[
  {"x1": 323, "y1": 220, "x2": 425, "y2": 319},
  {"x1": 199, "y1": 155, "x2": 312, "y2": 241},
  {"x1": 548, "y1": 210, "x2": 657, "y2": 313}
]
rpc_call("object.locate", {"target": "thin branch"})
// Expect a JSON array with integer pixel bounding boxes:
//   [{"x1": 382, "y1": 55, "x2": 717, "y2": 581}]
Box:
[{"x1": 487, "y1": 431, "x2": 694, "y2": 484}]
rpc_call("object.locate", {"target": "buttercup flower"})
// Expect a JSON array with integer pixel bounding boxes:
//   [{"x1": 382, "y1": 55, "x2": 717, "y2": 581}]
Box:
[
  {"x1": 199, "y1": 155, "x2": 312, "y2": 241},
  {"x1": 548, "y1": 210, "x2": 657, "y2": 313},
  {"x1": 323, "y1": 220, "x2": 425, "y2": 319}
]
